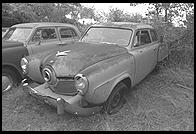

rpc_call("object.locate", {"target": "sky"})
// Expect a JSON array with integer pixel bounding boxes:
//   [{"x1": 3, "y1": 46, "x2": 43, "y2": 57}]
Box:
[{"x1": 81, "y1": 3, "x2": 152, "y2": 17}]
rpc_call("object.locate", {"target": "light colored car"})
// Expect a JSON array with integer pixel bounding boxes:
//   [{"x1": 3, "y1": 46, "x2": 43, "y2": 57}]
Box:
[
  {"x1": 2, "y1": 27, "x2": 8, "y2": 37},
  {"x1": 22, "y1": 22, "x2": 168, "y2": 116},
  {"x1": 2, "y1": 22, "x2": 81, "y2": 93}
]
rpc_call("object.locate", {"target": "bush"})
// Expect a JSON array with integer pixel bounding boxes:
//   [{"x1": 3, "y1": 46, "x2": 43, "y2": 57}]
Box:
[{"x1": 149, "y1": 18, "x2": 194, "y2": 71}]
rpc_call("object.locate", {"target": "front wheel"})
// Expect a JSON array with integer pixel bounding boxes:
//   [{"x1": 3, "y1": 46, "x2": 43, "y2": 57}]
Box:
[
  {"x1": 103, "y1": 82, "x2": 127, "y2": 115},
  {"x1": 2, "y1": 68, "x2": 18, "y2": 93}
]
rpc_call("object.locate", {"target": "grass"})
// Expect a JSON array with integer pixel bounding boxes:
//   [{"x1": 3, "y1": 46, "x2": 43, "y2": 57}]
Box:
[{"x1": 2, "y1": 61, "x2": 194, "y2": 131}]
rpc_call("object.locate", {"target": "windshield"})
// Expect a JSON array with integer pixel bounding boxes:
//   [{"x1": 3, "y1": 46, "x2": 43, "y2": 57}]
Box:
[
  {"x1": 81, "y1": 27, "x2": 133, "y2": 47},
  {"x1": 2, "y1": 27, "x2": 32, "y2": 43}
]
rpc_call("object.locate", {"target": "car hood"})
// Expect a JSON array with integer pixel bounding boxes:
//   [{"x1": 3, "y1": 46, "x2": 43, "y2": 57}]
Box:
[
  {"x1": 2, "y1": 40, "x2": 24, "y2": 49},
  {"x1": 39, "y1": 41, "x2": 128, "y2": 77}
]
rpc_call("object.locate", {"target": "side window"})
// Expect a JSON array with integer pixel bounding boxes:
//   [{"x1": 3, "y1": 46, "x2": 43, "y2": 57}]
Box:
[
  {"x1": 150, "y1": 29, "x2": 158, "y2": 42},
  {"x1": 133, "y1": 30, "x2": 151, "y2": 47},
  {"x1": 140, "y1": 30, "x2": 151, "y2": 45},
  {"x1": 59, "y1": 28, "x2": 77, "y2": 39},
  {"x1": 133, "y1": 31, "x2": 140, "y2": 47},
  {"x1": 31, "y1": 28, "x2": 57, "y2": 42}
]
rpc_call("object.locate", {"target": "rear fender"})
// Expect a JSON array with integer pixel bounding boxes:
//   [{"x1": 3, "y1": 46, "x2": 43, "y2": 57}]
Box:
[{"x1": 158, "y1": 43, "x2": 169, "y2": 62}]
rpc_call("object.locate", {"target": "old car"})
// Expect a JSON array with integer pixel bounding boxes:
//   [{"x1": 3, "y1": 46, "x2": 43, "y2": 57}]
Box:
[
  {"x1": 22, "y1": 22, "x2": 168, "y2": 116},
  {"x1": 2, "y1": 27, "x2": 8, "y2": 37},
  {"x1": 2, "y1": 22, "x2": 81, "y2": 92}
]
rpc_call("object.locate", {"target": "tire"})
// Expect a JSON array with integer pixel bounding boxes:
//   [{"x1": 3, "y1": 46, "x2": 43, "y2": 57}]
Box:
[
  {"x1": 103, "y1": 82, "x2": 127, "y2": 115},
  {"x1": 2, "y1": 68, "x2": 18, "y2": 93}
]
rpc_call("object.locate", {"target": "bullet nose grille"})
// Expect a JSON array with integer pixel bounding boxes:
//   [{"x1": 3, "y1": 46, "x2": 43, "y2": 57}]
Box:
[
  {"x1": 42, "y1": 65, "x2": 57, "y2": 85},
  {"x1": 43, "y1": 68, "x2": 52, "y2": 82}
]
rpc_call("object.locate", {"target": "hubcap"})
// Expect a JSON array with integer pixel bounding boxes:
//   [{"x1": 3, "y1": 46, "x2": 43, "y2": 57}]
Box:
[{"x1": 2, "y1": 75, "x2": 13, "y2": 92}]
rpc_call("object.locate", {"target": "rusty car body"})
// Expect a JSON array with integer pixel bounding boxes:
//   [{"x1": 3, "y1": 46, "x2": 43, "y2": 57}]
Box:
[
  {"x1": 2, "y1": 22, "x2": 81, "y2": 92},
  {"x1": 22, "y1": 22, "x2": 168, "y2": 116}
]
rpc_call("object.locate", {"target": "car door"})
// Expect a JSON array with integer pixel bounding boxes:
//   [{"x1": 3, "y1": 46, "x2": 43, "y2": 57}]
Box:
[
  {"x1": 28, "y1": 27, "x2": 62, "y2": 55},
  {"x1": 130, "y1": 29, "x2": 157, "y2": 85},
  {"x1": 157, "y1": 36, "x2": 168, "y2": 62},
  {"x1": 58, "y1": 27, "x2": 80, "y2": 45},
  {"x1": 149, "y1": 29, "x2": 160, "y2": 63}
]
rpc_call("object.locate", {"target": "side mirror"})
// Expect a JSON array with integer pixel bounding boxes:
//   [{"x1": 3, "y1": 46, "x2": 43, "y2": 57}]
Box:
[{"x1": 160, "y1": 36, "x2": 163, "y2": 43}]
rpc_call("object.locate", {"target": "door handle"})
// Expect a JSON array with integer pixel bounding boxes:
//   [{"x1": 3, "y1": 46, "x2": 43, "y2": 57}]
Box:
[
  {"x1": 139, "y1": 50, "x2": 143, "y2": 53},
  {"x1": 153, "y1": 48, "x2": 156, "y2": 51}
]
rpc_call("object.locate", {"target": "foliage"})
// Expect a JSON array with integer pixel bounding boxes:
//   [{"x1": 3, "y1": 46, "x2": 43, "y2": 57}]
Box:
[
  {"x1": 2, "y1": 3, "x2": 81, "y2": 26},
  {"x1": 107, "y1": 8, "x2": 125, "y2": 22},
  {"x1": 130, "y1": 3, "x2": 194, "y2": 69},
  {"x1": 80, "y1": 6, "x2": 96, "y2": 19},
  {"x1": 106, "y1": 7, "x2": 143, "y2": 23}
]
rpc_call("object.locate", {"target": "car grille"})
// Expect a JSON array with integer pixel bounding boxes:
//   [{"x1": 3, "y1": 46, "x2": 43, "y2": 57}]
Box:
[{"x1": 50, "y1": 77, "x2": 77, "y2": 96}]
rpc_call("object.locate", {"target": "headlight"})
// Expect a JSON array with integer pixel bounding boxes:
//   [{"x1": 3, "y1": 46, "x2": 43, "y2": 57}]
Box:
[
  {"x1": 74, "y1": 74, "x2": 89, "y2": 95},
  {"x1": 42, "y1": 66, "x2": 57, "y2": 85},
  {"x1": 21, "y1": 57, "x2": 29, "y2": 74}
]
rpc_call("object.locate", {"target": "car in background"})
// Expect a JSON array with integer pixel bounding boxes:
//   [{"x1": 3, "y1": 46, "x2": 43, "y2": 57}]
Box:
[
  {"x1": 2, "y1": 22, "x2": 81, "y2": 93},
  {"x1": 22, "y1": 22, "x2": 168, "y2": 116},
  {"x1": 2, "y1": 27, "x2": 8, "y2": 37}
]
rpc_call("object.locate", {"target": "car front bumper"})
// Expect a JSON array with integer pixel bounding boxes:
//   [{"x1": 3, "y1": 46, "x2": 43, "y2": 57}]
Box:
[{"x1": 22, "y1": 79, "x2": 102, "y2": 116}]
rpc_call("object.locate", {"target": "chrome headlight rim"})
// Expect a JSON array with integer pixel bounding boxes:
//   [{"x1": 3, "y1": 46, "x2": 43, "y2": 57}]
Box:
[
  {"x1": 20, "y1": 57, "x2": 29, "y2": 74},
  {"x1": 42, "y1": 65, "x2": 57, "y2": 85},
  {"x1": 74, "y1": 74, "x2": 89, "y2": 95}
]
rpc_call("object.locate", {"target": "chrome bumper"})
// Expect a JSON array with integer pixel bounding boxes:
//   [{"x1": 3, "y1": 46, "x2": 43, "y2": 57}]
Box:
[{"x1": 22, "y1": 79, "x2": 102, "y2": 116}]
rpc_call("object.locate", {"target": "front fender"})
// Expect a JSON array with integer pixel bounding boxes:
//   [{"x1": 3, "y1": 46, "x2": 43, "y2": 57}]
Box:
[
  {"x1": 26, "y1": 50, "x2": 56, "y2": 83},
  {"x1": 80, "y1": 53, "x2": 135, "y2": 104},
  {"x1": 2, "y1": 45, "x2": 28, "y2": 77},
  {"x1": 109, "y1": 73, "x2": 133, "y2": 94},
  {"x1": 28, "y1": 57, "x2": 45, "y2": 83}
]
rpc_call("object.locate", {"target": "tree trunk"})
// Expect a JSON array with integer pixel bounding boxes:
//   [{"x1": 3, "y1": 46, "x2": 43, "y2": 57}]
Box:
[
  {"x1": 155, "y1": 4, "x2": 159, "y2": 20},
  {"x1": 165, "y1": 8, "x2": 168, "y2": 22}
]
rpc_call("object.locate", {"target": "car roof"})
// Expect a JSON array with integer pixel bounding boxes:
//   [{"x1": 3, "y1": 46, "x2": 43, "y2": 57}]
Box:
[
  {"x1": 91, "y1": 22, "x2": 154, "y2": 30},
  {"x1": 11, "y1": 22, "x2": 76, "y2": 28}
]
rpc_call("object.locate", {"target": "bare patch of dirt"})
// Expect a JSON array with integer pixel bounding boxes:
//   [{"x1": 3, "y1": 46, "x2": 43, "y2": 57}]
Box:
[{"x1": 2, "y1": 64, "x2": 194, "y2": 131}]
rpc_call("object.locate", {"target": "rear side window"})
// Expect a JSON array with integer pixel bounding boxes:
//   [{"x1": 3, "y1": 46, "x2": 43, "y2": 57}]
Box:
[
  {"x1": 150, "y1": 29, "x2": 158, "y2": 42},
  {"x1": 59, "y1": 28, "x2": 77, "y2": 39}
]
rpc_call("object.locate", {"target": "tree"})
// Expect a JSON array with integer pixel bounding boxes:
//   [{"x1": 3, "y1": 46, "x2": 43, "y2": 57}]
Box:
[
  {"x1": 107, "y1": 8, "x2": 125, "y2": 22},
  {"x1": 80, "y1": 6, "x2": 96, "y2": 19},
  {"x1": 106, "y1": 7, "x2": 143, "y2": 22},
  {"x1": 130, "y1": 3, "x2": 194, "y2": 24},
  {"x1": 2, "y1": 3, "x2": 38, "y2": 26},
  {"x1": 2, "y1": 3, "x2": 83, "y2": 26}
]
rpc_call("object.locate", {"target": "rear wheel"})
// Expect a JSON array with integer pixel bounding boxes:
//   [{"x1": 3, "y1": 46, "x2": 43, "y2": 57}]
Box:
[
  {"x1": 103, "y1": 82, "x2": 127, "y2": 115},
  {"x1": 2, "y1": 68, "x2": 18, "y2": 93}
]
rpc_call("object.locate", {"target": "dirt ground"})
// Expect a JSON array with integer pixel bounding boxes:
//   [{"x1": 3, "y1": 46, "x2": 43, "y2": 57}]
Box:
[{"x1": 2, "y1": 64, "x2": 194, "y2": 131}]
